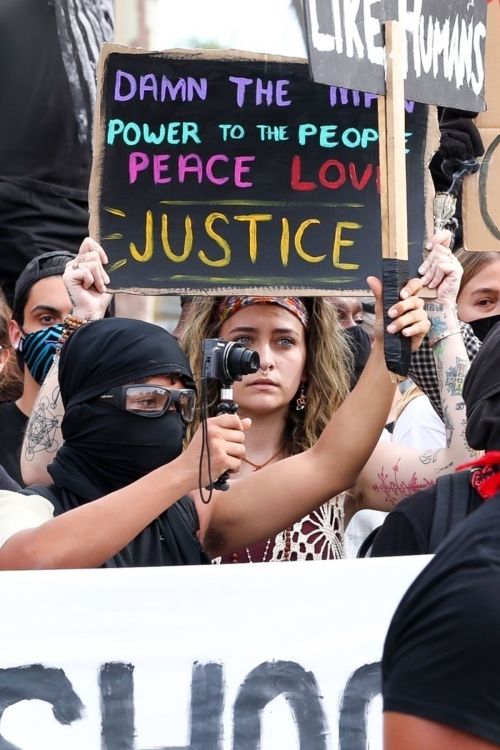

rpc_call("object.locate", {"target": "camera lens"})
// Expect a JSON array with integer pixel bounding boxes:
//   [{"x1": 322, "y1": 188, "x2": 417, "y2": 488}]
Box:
[{"x1": 224, "y1": 342, "x2": 260, "y2": 380}]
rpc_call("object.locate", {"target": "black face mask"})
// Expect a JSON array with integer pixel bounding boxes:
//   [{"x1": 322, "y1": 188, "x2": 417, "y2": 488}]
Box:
[
  {"x1": 468, "y1": 314, "x2": 500, "y2": 343},
  {"x1": 49, "y1": 401, "x2": 185, "y2": 500},
  {"x1": 48, "y1": 317, "x2": 196, "y2": 501},
  {"x1": 18, "y1": 324, "x2": 64, "y2": 384},
  {"x1": 463, "y1": 320, "x2": 500, "y2": 451}
]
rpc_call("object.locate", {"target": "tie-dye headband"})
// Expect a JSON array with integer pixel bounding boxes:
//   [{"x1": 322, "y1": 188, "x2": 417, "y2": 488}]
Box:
[{"x1": 217, "y1": 296, "x2": 309, "y2": 329}]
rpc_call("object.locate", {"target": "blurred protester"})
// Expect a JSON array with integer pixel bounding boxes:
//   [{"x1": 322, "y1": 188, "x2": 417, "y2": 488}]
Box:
[
  {"x1": 454, "y1": 247, "x2": 500, "y2": 327},
  {"x1": 0, "y1": 251, "x2": 75, "y2": 485},
  {"x1": 0, "y1": 290, "x2": 23, "y2": 403},
  {"x1": 327, "y1": 296, "x2": 372, "y2": 387},
  {"x1": 0, "y1": 0, "x2": 113, "y2": 306}
]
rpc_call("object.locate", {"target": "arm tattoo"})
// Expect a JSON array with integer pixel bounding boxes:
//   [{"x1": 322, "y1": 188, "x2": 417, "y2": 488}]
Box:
[
  {"x1": 371, "y1": 459, "x2": 435, "y2": 506},
  {"x1": 428, "y1": 316, "x2": 448, "y2": 337},
  {"x1": 442, "y1": 401, "x2": 454, "y2": 448},
  {"x1": 419, "y1": 450, "x2": 439, "y2": 465},
  {"x1": 445, "y1": 357, "x2": 468, "y2": 397},
  {"x1": 24, "y1": 395, "x2": 62, "y2": 461}
]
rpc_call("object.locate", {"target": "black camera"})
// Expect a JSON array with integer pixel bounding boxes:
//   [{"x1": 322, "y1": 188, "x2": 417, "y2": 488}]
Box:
[{"x1": 202, "y1": 338, "x2": 260, "y2": 385}]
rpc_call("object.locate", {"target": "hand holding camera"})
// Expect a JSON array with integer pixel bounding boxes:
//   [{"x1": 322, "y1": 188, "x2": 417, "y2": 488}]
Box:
[{"x1": 201, "y1": 338, "x2": 259, "y2": 490}]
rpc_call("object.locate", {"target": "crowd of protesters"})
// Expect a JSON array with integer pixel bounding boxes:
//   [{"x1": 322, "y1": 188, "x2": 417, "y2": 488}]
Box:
[{"x1": 1, "y1": 2, "x2": 500, "y2": 747}]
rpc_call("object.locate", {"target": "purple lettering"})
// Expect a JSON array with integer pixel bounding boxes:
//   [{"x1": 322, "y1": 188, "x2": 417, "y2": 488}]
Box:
[
  {"x1": 128, "y1": 152, "x2": 149, "y2": 184},
  {"x1": 229, "y1": 76, "x2": 253, "y2": 107},
  {"x1": 153, "y1": 155, "x2": 171, "y2": 184},
  {"x1": 114, "y1": 71, "x2": 137, "y2": 102},
  {"x1": 234, "y1": 156, "x2": 255, "y2": 188},
  {"x1": 205, "y1": 155, "x2": 229, "y2": 186},
  {"x1": 178, "y1": 154, "x2": 203, "y2": 183},
  {"x1": 139, "y1": 74, "x2": 158, "y2": 101}
]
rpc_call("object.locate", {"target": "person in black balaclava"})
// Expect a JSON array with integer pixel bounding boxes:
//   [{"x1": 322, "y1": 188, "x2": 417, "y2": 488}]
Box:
[
  {"x1": 382, "y1": 320, "x2": 500, "y2": 750},
  {"x1": 25, "y1": 316, "x2": 206, "y2": 567},
  {"x1": 0, "y1": 274, "x2": 430, "y2": 569}
]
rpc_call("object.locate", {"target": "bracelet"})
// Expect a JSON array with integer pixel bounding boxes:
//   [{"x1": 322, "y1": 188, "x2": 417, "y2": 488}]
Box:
[
  {"x1": 429, "y1": 327, "x2": 462, "y2": 347},
  {"x1": 59, "y1": 314, "x2": 88, "y2": 346}
]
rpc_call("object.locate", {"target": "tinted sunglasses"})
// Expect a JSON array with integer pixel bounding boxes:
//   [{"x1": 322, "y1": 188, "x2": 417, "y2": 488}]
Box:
[{"x1": 99, "y1": 384, "x2": 196, "y2": 422}]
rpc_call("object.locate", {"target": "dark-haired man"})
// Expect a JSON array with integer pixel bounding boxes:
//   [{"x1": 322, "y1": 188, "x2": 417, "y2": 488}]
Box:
[{"x1": 0, "y1": 251, "x2": 74, "y2": 485}]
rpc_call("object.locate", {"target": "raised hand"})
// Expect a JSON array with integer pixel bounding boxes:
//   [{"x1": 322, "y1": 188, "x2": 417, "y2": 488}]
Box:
[
  {"x1": 369, "y1": 275, "x2": 429, "y2": 352},
  {"x1": 63, "y1": 237, "x2": 112, "y2": 320},
  {"x1": 418, "y1": 230, "x2": 463, "y2": 305}
]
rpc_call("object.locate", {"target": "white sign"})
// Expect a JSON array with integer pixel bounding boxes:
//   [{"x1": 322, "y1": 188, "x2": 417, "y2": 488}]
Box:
[{"x1": 0, "y1": 557, "x2": 430, "y2": 749}]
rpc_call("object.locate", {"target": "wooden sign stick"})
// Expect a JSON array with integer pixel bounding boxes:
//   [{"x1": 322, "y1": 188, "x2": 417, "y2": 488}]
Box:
[{"x1": 378, "y1": 20, "x2": 411, "y2": 380}]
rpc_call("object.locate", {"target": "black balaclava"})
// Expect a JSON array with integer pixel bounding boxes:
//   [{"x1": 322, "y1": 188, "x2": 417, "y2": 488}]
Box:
[
  {"x1": 48, "y1": 317, "x2": 196, "y2": 501},
  {"x1": 463, "y1": 321, "x2": 500, "y2": 452}
]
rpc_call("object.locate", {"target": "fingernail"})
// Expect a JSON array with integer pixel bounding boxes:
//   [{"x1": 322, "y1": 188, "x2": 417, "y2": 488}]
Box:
[
  {"x1": 387, "y1": 324, "x2": 397, "y2": 333},
  {"x1": 400, "y1": 289, "x2": 409, "y2": 299},
  {"x1": 388, "y1": 308, "x2": 397, "y2": 318},
  {"x1": 425, "y1": 242, "x2": 432, "y2": 250},
  {"x1": 418, "y1": 264, "x2": 425, "y2": 274},
  {"x1": 104, "y1": 274, "x2": 110, "y2": 284}
]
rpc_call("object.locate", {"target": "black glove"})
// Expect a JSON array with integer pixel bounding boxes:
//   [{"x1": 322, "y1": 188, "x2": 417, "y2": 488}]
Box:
[{"x1": 429, "y1": 109, "x2": 484, "y2": 195}]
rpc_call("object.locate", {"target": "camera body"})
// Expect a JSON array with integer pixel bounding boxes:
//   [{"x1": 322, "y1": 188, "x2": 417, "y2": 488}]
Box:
[{"x1": 202, "y1": 338, "x2": 259, "y2": 386}]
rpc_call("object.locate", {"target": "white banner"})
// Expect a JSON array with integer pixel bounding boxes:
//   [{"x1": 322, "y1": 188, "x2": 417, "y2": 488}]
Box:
[{"x1": 0, "y1": 556, "x2": 430, "y2": 749}]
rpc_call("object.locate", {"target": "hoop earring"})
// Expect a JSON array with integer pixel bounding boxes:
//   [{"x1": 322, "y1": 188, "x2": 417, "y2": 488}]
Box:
[{"x1": 295, "y1": 383, "x2": 307, "y2": 411}]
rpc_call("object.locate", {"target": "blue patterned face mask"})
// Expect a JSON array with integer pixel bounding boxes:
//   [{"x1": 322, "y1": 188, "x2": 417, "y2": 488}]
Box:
[{"x1": 18, "y1": 324, "x2": 64, "y2": 384}]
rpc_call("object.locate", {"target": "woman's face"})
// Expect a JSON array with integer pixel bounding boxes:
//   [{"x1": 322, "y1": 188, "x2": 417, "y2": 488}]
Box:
[
  {"x1": 458, "y1": 259, "x2": 500, "y2": 322},
  {"x1": 218, "y1": 304, "x2": 307, "y2": 418}
]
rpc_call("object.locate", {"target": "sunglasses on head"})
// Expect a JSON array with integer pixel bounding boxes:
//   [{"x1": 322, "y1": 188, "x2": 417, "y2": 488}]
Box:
[{"x1": 99, "y1": 383, "x2": 196, "y2": 422}]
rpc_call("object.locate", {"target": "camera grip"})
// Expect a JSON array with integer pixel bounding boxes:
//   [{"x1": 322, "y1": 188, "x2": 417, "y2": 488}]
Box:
[
  {"x1": 206, "y1": 471, "x2": 230, "y2": 492},
  {"x1": 205, "y1": 399, "x2": 239, "y2": 493}
]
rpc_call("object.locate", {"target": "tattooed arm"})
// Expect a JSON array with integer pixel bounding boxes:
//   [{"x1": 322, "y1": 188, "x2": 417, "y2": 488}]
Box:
[
  {"x1": 20, "y1": 239, "x2": 111, "y2": 486},
  {"x1": 21, "y1": 358, "x2": 63, "y2": 485},
  {"x1": 353, "y1": 232, "x2": 479, "y2": 511}
]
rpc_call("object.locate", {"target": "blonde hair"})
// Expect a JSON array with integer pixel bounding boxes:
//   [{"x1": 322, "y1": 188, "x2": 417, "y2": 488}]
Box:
[{"x1": 179, "y1": 296, "x2": 353, "y2": 456}]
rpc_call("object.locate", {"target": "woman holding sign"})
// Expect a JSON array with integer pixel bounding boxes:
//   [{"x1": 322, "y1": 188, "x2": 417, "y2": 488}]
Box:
[
  {"x1": 0, "y1": 242, "x2": 430, "y2": 568},
  {"x1": 179, "y1": 232, "x2": 476, "y2": 562}
]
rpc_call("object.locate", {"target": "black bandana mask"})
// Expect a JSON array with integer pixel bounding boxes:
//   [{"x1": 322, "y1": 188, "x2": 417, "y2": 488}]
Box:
[
  {"x1": 48, "y1": 318, "x2": 196, "y2": 501},
  {"x1": 463, "y1": 320, "x2": 500, "y2": 452},
  {"x1": 468, "y1": 314, "x2": 500, "y2": 343}
]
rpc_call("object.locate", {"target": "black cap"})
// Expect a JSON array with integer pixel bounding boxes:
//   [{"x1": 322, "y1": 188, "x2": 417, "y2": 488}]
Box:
[{"x1": 13, "y1": 250, "x2": 76, "y2": 318}]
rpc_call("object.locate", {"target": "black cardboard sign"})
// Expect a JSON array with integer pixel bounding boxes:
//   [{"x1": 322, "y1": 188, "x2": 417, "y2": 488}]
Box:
[
  {"x1": 90, "y1": 46, "x2": 436, "y2": 295},
  {"x1": 304, "y1": 0, "x2": 487, "y2": 112}
]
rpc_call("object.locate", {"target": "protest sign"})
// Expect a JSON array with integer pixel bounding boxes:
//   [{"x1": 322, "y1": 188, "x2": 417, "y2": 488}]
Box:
[
  {"x1": 463, "y1": 0, "x2": 500, "y2": 251},
  {"x1": 304, "y1": 0, "x2": 487, "y2": 112},
  {"x1": 0, "y1": 556, "x2": 429, "y2": 749},
  {"x1": 90, "y1": 46, "x2": 436, "y2": 295}
]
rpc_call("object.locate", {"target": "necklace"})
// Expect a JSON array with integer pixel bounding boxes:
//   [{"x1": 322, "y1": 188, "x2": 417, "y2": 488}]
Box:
[
  {"x1": 230, "y1": 448, "x2": 291, "y2": 563},
  {"x1": 241, "y1": 447, "x2": 282, "y2": 472}
]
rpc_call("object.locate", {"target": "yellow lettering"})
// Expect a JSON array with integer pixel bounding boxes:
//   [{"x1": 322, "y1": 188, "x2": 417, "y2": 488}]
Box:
[
  {"x1": 332, "y1": 222, "x2": 361, "y2": 269},
  {"x1": 198, "y1": 213, "x2": 231, "y2": 267},
  {"x1": 295, "y1": 219, "x2": 325, "y2": 263},
  {"x1": 130, "y1": 210, "x2": 153, "y2": 261},
  {"x1": 234, "y1": 214, "x2": 272, "y2": 263},
  {"x1": 161, "y1": 214, "x2": 193, "y2": 262},
  {"x1": 280, "y1": 217, "x2": 290, "y2": 267}
]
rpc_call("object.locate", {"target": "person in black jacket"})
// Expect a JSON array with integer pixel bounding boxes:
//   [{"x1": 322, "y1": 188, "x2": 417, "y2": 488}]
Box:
[{"x1": 382, "y1": 324, "x2": 500, "y2": 750}]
